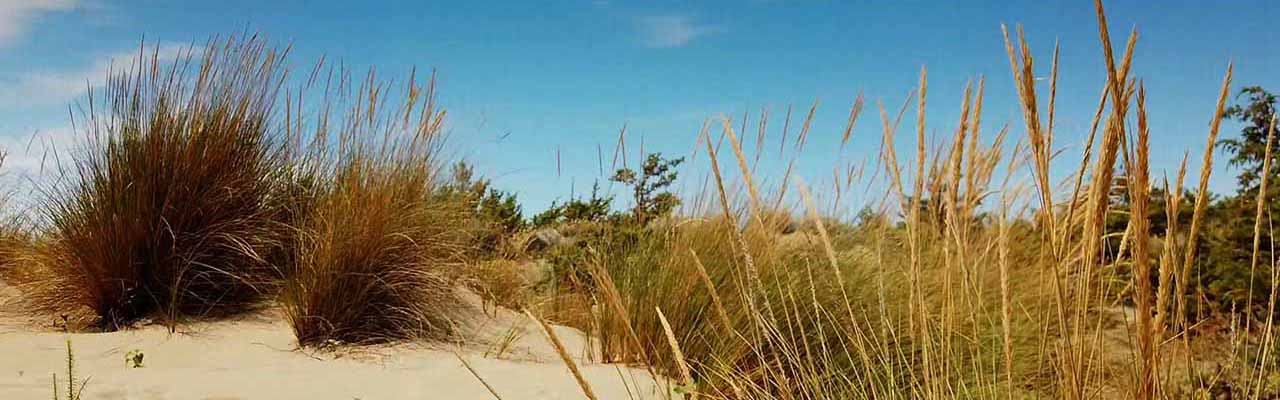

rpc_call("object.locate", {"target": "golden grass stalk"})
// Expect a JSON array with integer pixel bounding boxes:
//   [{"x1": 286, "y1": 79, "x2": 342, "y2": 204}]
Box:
[
  {"x1": 840, "y1": 93, "x2": 866, "y2": 152},
  {"x1": 690, "y1": 249, "x2": 734, "y2": 331},
  {"x1": 1244, "y1": 117, "x2": 1279, "y2": 329},
  {"x1": 794, "y1": 99, "x2": 820, "y2": 152},
  {"x1": 1248, "y1": 113, "x2": 1278, "y2": 397},
  {"x1": 752, "y1": 106, "x2": 770, "y2": 170},
  {"x1": 527, "y1": 310, "x2": 600, "y2": 400},
  {"x1": 454, "y1": 351, "x2": 506, "y2": 400},
  {"x1": 1153, "y1": 152, "x2": 1188, "y2": 349},
  {"x1": 656, "y1": 307, "x2": 695, "y2": 389},
  {"x1": 704, "y1": 122, "x2": 769, "y2": 321},
  {"x1": 721, "y1": 118, "x2": 763, "y2": 222},
  {"x1": 1177, "y1": 63, "x2": 1234, "y2": 327},
  {"x1": 779, "y1": 104, "x2": 793, "y2": 154},
  {"x1": 1128, "y1": 83, "x2": 1156, "y2": 400}
]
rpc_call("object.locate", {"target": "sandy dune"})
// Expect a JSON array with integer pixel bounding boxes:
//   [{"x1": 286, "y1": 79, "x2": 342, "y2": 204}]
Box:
[{"x1": 0, "y1": 286, "x2": 672, "y2": 400}]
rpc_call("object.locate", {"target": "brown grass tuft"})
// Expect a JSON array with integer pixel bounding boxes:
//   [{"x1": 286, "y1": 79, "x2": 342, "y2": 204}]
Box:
[
  {"x1": 12, "y1": 36, "x2": 292, "y2": 330},
  {"x1": 281, "y1": 69, "x2": 479, "y2": 347}
]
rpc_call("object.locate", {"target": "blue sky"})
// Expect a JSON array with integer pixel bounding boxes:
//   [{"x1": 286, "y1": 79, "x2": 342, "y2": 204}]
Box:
[{"x1": 0, "y1": 1, "x2": 1277, "y2": 216}]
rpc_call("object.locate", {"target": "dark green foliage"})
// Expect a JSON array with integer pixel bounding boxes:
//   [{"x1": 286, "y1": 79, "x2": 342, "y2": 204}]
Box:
[
  {"x1": 1194, "y1": 198, "x2": 1275, "y2": 317},
  {"x1": 1102, "y1": 86, "x2": 1280, "y2": 321},
  {"x1": 1088, "y1": 86, "x2": 1280, "y2": 321},
  {"x1": 532, "y1": 152, "x2": 683, "y2": 229},
  {"x1": 1189, "y1": 86, "x2": 1280, "y2": 320},
  {"x1": 533, "y1": 153, "x2": 684, "y2": 293},
  {"x1": 611, "y1": 153, "x2": 684, "y2": 224},
  {"x1": 441, "y1": 162, "x2": 524, "y2": 252},
  {"x1": 531, "y1": 183, "x2": 614, "y2": 228},
  {"x1": 479, "y1": 189, "x2": 524, "y2": 234},
  {"x1": 1221, "y1": 87, "x2": 1279, "y2": 192}
]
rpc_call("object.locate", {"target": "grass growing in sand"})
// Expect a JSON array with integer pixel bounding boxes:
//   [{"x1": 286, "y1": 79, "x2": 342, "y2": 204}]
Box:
[
  {"x1": 280, "y1": 68, "x2": 481, "y2": 347},
  {"x1": 2, "y1": 1, "x2": 1279, "y2": 399},
  {"x1": 9, "y1": 37, "x2": 294, "y2": 331}
]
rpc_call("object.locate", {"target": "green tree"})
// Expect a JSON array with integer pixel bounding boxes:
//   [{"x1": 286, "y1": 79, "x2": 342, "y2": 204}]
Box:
[
  {"x1": 1194, "y1": 86, "x2": 1279, "y2": 319},
  {"x1": 1221, "y1": 86, "x2": 1278, "y2": 193},
  {"x1": 611, "y1": 153, "x2": 684, "y2": 224}
]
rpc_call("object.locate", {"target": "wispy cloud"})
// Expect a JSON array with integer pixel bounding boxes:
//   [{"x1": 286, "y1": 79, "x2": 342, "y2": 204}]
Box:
[
  {"x1": 0, "y1": 42, "x2": 187, "y2": 108},
  {"x1": 636, "y1": 15, "x2": 718, "y2": 48},
  {"x1": 0, "y1": 124, "x2": 77, "y2": 178},
  {"x1": 0, "y1": 42, "x2": 187, "y2": 184},
  {"x1": 0, "y1": 0, "x2": 78, "y2": 48}
]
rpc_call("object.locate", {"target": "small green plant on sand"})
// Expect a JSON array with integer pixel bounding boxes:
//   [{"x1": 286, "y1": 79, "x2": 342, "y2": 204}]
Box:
[
  {"x1": 52, "y1": 340, "x2": 87, "y2": 400},
  {"x1": 125, "y1": 349, "x2": 144, "y2": 368}
]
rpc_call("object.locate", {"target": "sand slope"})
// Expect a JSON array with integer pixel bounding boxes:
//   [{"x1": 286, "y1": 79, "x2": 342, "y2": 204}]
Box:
[{"x1": 0, "y1": 287, "x2": 672, "y2": 400}]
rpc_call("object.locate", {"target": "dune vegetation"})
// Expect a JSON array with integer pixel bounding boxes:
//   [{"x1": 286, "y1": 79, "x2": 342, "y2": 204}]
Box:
[
  {"x1": 5, "y1": 38, "x2": 296, "y2": 331},
  {"x1": 2, "y1": 1, "x2": 1280, "y2": 399}
]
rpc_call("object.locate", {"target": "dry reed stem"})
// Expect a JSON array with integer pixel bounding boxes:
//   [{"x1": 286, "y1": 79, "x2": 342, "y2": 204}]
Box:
[
  {"x1": 752, "y1": 106, "x2": 770, "y2": 171},
  {"x1": 703, "y1": 122, "x2": 772, "y2": 327},
  {"x1": 797, "y1": 180, "x2": 881, "y2": 386},
  {"x1": 613, "y1": 124, "x2": 628, "y2": 170},
  {"x1": 779, "y1": 104, "x2": 793, "y2": 154},
  {"x1": 526, "y1": 310, "x2": 600, "y2": 400},
  {"x1": 1063, "y1": 82, "x2": 1111, "y2": 247},
  {"x1": 591, "y1": 263, "x2": 652, "y2": 366},
  {"x1": 690, "y1": 249, "x2": 734, "y2": 331},
  {"x1": 1129, "y1": 83, "x2": 1155, "y2": 400},
  {"x1": 840, "y1": 93, "x2": 866, "y2": 152},
  {"x1": 1249, "y1": 115, "x2": 1279, "y2": 317},
  {"x1": 721, "y1": 118, "x2": 763, "y2": 223},
  {"x1": 1075, "y1": 3, "x2": 1140, "y2": 394},
  {"x1": 908, "y1": 64, "x2": 942, "y2": 398},
  {"x1": 1153, "y1": 153, "x2": 1189, "y2": 349},
  {"x1": 1248, "y1": 114, "x2": 1278, "y2": 397},
  {"x1": 794, "y1": 99, "x2": 820, "y2": 152},
  {"x1": 454, "y1": 351, "x2": 506, "y2": 400},
  {"x1": 1177, "y1": 63, "x2": 1234, "y2": 329},
  {"x1": 1001, "y1": 22, "x2": 1083, "y2": 395}
]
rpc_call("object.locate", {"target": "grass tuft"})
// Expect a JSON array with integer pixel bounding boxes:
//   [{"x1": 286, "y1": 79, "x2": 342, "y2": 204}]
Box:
[
  {"x1": 13, "y1": 36, "x2": 292, "y2": 330},
  {"x1": 280, "y1": 69, "x2": 479, "y2": 347}
]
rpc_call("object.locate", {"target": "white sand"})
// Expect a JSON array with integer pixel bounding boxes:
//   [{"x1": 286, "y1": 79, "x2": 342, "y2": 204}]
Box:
[{"x1": 0, "y1": 286, "x2": 673, "y2": 400}]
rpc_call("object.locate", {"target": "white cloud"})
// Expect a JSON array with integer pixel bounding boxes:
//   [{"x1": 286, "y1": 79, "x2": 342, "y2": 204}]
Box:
[
  {"x1": 0, "y1": 42, "x2": 187, "y2": 108},
  {"x1": 0, "y1": 0, "x2": 78, "y2": 47},
  {"x1": 0, "y1": 42, "x2": 187, "y2": 189},
  {"x1": 0, "y1": 125, "x2": 77, "y2": 178},
  {"x1": 636, "y1": 15, "x2": 718, "y2": 48}
]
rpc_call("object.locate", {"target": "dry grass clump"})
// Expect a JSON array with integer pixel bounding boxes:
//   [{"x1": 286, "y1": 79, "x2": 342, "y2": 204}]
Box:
[
  {"x1": 0, "y1": 152, "x2": 14, "y2": 265},
  {"x1": 0, "y1": 152, "x2": 21, "y2": 280},
  {"x1": 10, "y1": 37, "x2": 292, "y2": 330},
  {"x1": 565, "y1": 2, "x2": 1274, "y2": 398},
  {"x1": 581, "y1": 110, "x2": 1050, "y2": 398},
  {"x1": 470, "y1": 258, "x2": 536, "y2": 311},
  {"x1": 281, "y1": 71, "x2": 480, "y2": 347}
]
